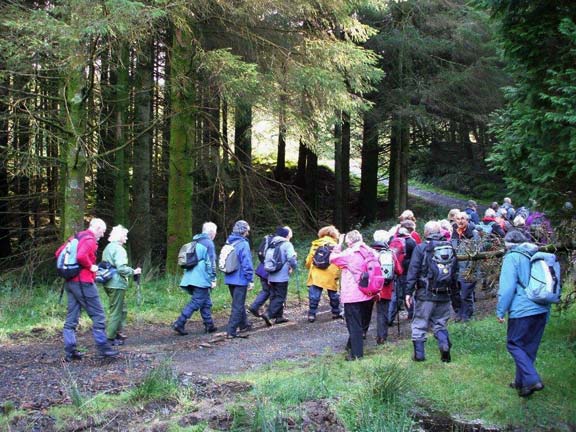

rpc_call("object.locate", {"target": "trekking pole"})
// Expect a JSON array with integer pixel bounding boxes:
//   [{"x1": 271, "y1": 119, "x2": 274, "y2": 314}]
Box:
[
  {"x1": 295, "y1": 267, "x2": 302, "y2": 307},
  {"x1": 397, "y1": 296, "x2": 401, "y2": 336},
  {"x1": 134, "y1": 272, "x2": 142, "y2": 307},
  {"x1": 58, "y1": 282, "x2": 65, "y2": 305}
]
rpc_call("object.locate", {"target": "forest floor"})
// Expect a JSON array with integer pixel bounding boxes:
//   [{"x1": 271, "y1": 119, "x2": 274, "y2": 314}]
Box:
[
  {"x1": 0, "y1": 287, "x2": 498, "y2": 431},
  {"x1": 0, "y1": 185, "x2": 488, "y2": 431}
]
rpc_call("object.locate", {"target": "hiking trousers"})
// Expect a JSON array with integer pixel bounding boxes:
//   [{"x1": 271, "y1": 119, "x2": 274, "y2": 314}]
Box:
[
  {"x1": 227, "y1": 285, "x2": 249, "y2": 336},
  {"x1": 376, "y1": 299, "x2": 391, "y2": 340},
  {"x1": 267, "y1": 281, "x2": 288, "y2": 319},
  {"x1": 507, "y1": 312, "x2": 547, "y2": 388},
  {"x1": 308, "y1": 285, "x2": 340, "y2": 317},
  {"x1": 411, "y1": 299, "x2": 450, "y2": 342},
  {"x1": 250, "y1": 276, "x2": 271, "y2": 311},
  {"x1": 104, "y1": 287, "x2": 127, "y2": 340},
  {"x1": 178, "y1": 285, "x2": 214, "y2": 328},
  {"x1": 63, "y1": 282, "x2": 108, "y2": 354},
  {"x1": 344, "y1": 300, "x2": 373, "y2": 359}
]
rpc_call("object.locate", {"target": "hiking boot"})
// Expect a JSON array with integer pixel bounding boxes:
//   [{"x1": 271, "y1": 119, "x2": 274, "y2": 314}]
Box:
[
  {"x1": 412, "y1": 340, "x2": 426, "y2": 362},
  {"x1": 239, "y1": 323, "x2": 253, "y2": 333},
  {"x1": 204, "y1": 325, "x2": 218, "y2": 334},
  {"x1": 274, "y1": 317, "x2": 289, "y2": 324},
  {"x1": 261, "y1": 314, "x2": 272, "y2": 327},
  {"x1": 98, "y1": 347, "x2": 119, "y2": 359},
  {"x1": 518, "y1": 382, "x2": 544, "y2": 397},
  {"x1": 116, "y1": 331, "x2": 127, "y2": 340},
  {"x1": 226, "y1": 333, "x2": 249, "y2": 339},
  {"x1": 376, "y1": 337, "x2": 387, "y2": 345},
  {"x1": 308, "y1": 314, "x2": 316, "y2": 323},
  {"x1": 172, "y1": 322, "x2": 189, "y2": 336},
  {"x1": 509, "y1": 382, "x2": 520, "y2": 389},
  {"x1": 332, "y1": 313, "x2": 343, "y2": 320},
  {"x1": 440, "y1": 348, "x2": 451, "y2": 363},
  {"x1": 247, "y1": 306, "x2": 261, "y2": 318},
  {"x1": 108, "y1": 338, "x2": 125, "y2": 346},
  {"x1": 345, "y1": 353, "x2": 361, "y2": 361},
  {"x1": 64, "y1": 350, "x2": 83, "y2": 362}
]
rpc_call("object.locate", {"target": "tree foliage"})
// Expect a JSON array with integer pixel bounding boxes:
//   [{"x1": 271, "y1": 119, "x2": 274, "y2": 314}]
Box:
[{"x1": 485, "y1": 1, "x2": 576, "y2": 216}]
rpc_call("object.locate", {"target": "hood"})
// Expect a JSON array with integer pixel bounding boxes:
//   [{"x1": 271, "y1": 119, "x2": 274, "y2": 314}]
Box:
[
  {"x1": 509, "y1": 242, "x2": 539, "y2": 255},
  {"x1": 227, "y1": 233, "x2": 246, "y2": 243},
  {"x1": 193, "y1": 233, "x2": 209, "y2": 241},
  {"x1": 426, "y1": 233, "x2": 445, "y2": 242},
  {"x1": 312, "y1": 236, "x2": 336, "y2": 248}
]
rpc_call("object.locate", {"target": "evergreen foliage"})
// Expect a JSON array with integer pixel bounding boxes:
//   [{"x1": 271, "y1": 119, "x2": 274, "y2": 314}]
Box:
[{"x1": 484, "y1": 1, "x2": 576, "y2": 215}]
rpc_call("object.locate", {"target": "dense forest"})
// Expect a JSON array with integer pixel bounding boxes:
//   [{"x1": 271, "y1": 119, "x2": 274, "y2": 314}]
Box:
[{"x1": 0, "y1": 0, "x2": 574, "y2": 277}]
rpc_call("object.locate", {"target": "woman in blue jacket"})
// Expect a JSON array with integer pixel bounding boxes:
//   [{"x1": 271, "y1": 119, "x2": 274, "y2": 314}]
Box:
[
  {"x1": 224, "y1": 220, "x2": 254, "y2": 338},
  {"x1": 497, "y1": 231, "x2": 550, "y2": 397}
]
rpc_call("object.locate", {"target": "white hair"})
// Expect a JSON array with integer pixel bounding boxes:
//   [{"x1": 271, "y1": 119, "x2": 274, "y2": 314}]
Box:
[
  {"x1": 108, "y1": 224, "x2": 128, "y2": 242},
  {"x1": 439, "y1": 219, "x2": 452, "y2": 232},
  {"x1": 424, "y1": 220, "x2": 441, "y2": 237},
  {"x1": 485, "y1": 208, "x2": 496, "y2": 218},
  {"x1": 202, "y1": 222, "x2": 217, "y2": 236},
  {"x1": 89, "y1": 218, "x2": 106, "y2": 232},
  {"x1": 513, "y1": 215, "x2": 525, "y2": 227},
  {"x1": 345, "y1": 230, "x2": 363, "y2": 245},
  {"x1": 373, "y1": 230, "x2": 391, "y2": 243},
  {"x1": 503, "y1": 197, "x2": 512, "y2": 204}
]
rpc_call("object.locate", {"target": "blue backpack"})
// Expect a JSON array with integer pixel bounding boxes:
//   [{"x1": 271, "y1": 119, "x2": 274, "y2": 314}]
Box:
[
  {"x1": 56, "y1": 233, "x2": 87, "y2": 280},
  {"x1": 514, "y1": 251, "x2": 562, "y2": 305}
]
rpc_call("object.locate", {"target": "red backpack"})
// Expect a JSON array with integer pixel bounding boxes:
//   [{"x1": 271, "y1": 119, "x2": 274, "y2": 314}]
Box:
[{"x1": 356, "y1": 247, "x2": 385, "y2": 297}]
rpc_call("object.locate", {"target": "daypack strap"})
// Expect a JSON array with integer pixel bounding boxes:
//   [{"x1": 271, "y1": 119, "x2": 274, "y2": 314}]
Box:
[{"x1": 508, "y1": 250, "x2": 532, "y2": 290}]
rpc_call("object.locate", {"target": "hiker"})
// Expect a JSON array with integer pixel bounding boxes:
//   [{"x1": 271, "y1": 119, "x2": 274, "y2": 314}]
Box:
[
  {"x1": 305, "y1": 225, "x2": 342, "y2": 323},
  {"x1": 172, "y1": 222, "x2": 218, "y2": 336},
  {"x1": 497, "y1": 231, "x2": 548, "y2": 397},
  {"x1": 451, "y1": 212, "x2": 480, "y2": 322},
  {"x1": 447, "y1": 208, "x2": 460, "y2": 230},
  {"x1": 330, "y1": 230, "x2": 376, "y2": 360},
  {"x1": 464, "y1": 200, "x2": 480, "y2": 225},
  {"x1": 525, "y1": 205, "x2": 554, "y2": 245},
  {"x1": 55, "y1": 218, "x2": 119, "y2": 361},
  {"x1": 510, "y1": 215, "x2": 530, "y2": 239},
  {"x1": 247, "y1": 233, "x2": 274, "y2": 319},
  {"x1": 399, "y1": 219, "x2": 422, "y2": 245},
  {"x1": 371, "y1": 230, "x2": 403, "y2": 344},
  {"x1": 224, "y1": 220, "x2": 254, "y2": 339},
  {"x1": 439, "y1": 219, "x2": 453, "y2": 240},
  {"x1": 478, "y1": 208, "x2": 506, "y2": 238},
  {"x1": 496, "y1": 208, "x2": 512, "y2": 233},
  {"x1": 391, "y1": 226, "x2": 417, "y2": 322},
  {"x1": 501, "y1": 197, "x2": 516, "y2": 221},
  {"x1": 101, "y1": 225, "x2": 142, "y2": 345},
  {"x1": 261, "y1": 226, "x2": 298, "y2": 326},
  {"x1": 390, "y1": 210, "x2": 422, "y2": 244},
  {"x1": 405, "y1": 220, "x2": 458, "y2": 363}
]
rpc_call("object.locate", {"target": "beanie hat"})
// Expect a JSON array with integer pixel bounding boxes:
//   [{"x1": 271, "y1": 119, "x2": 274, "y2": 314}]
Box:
[
  {"x1": 504, "y1": 230, "x2": 528, "y2": 249},
  {"x1": 233, "y1": 220, "x2": 250, "y2": 235},
  {"x1": 275, "y1": 226, "x2": 290, "y2": 238}
]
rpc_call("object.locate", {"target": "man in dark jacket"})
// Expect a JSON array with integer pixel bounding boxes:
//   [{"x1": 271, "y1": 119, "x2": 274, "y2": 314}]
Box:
[
  {"x1": 405, "y1": 221, "x2": 459, "y2": 363},
  {"x1": 55, "y1": 218, "x2": 119, "y2": 361},
  {"x1": 464, "y1": 200, "x2": 480, "y2": 225},
  {"x1": 451, "y1": 212, "x2": 480, "y2": 322}
]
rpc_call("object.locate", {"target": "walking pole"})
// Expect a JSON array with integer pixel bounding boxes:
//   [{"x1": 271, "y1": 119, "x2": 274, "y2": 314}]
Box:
[
  {"x1": 396, "y1": 277, "x2": 401, "y2": 336},
  {"x1": 134, "y1": 272, "x2": 142, "y2": 307}
]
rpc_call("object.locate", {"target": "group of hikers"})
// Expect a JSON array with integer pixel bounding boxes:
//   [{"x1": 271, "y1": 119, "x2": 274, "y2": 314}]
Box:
[{"x1": 55, "y1": 196, "x2": 558, "y2": 398}]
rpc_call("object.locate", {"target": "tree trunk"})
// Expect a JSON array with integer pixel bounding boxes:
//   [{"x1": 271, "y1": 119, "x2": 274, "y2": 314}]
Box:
[
  {"x1": 131, "y1": 40, "x2": 154, "y2": 266},
  {"x1": 61, "y1": 66, "x2": 88, "y2": 239},
  {"x1": 165, "y1": 28, "x2": 195, "y2": 274},
  {"x1": 113, "y1": 44, "x2": 130, "y2": 227},
  {"x1": 275, "y1": 98, "x2": 287, "y2": 179},
  {"x1": 295, "y1": 138, "x2": 307, "y2": 188},
  {"x1": 388, "y1": 114, "x2": 408, "y2": 218},
  {"x1": 304, "y1": 146, "x2": 318, "y2": 217},
  {"x1": 234, "y1": 100, "x2": 252, "y2": 166},
  {"x1": 0, "y1": 68, "x2": 11, "y2": 257},
  {"x1": 360, "y1": 109, "x2": 379, "y2": 224},
  {"x1": 334, "y1": 111, "x2": 350, "y2": 231}
]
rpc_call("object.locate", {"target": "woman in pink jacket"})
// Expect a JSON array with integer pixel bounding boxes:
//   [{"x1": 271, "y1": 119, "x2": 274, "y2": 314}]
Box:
[{"x1": 329, "y1": 230, "x2": 376, "y2": 360}]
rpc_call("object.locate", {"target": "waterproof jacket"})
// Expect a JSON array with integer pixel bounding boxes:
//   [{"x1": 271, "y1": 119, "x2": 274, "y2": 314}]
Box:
[
  {"x1": 329, "y1": 242, "x2": 375, "y2": 304},
  {"x1": 371, "y1": 241, "x2": 403, "y2": 300},
  {"x1": 267, "y1": 236, "x2": 298, "y2": 283},
  {"x1": 406, "y1": 234, "x2": 458, "y2": 302},
  {"x1": 223, "y1": 233, "x2": 254, "y2": 287},
  {"x1": 465, "y1": 207, "x2": 480, "y2": 224},
  {"x1": 102, "y1": 241, "x2": 134, "y2": 289},
  {"x1": 496, "y1": 242, "x2": 550, "y2": 319},
  {"x1": 305, "y1": 236, "x2": 340, "y2": 291},
  {"x1": 55, "y1": 229, "x2": 97, "y2": 283},
  {"x1": 180, "y1": 233, "x2": 217, "y2": 289},
  {"x1": 451, "y1": 224, "x2": 480, "y2": 273},
  {"x1": 479, "y1": 217, "x2": 506, "y2": 238}
]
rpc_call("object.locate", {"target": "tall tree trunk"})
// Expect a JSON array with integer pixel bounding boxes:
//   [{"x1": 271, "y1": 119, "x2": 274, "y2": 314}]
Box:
[
  {"x1": 61, "y1": 66, "x2": 88, "y2": 238},
  {"x1": 234, "y1": 100, "x2": 252, "y2": 166},
  {"x1": 360, "y1": 109, "x2": 379, "y2": 224},
  {"x1": 113, "y1": 44, "x2": 130, "y2": 227},
  {"x1": 221, "y1": 99, "x2": 229, "y2": 166},
  {"x1": 0, "y1": 68, "x2": 11, "y2": 257},
  {"x1": 304, "y1": 146, "x2": 318, "y2": 217},
  {"x1": 295, "y1": 138, "x2": 307, "y2": 188},
  {"x1": 334, "y1": 111, "x2": 350, "y2": 231},
  {"x1": 165, "y1": 28, "x2": 195, "y2": 274},
  {"x1": 275, "y1": 98, "x2": 287, "y2": 179},
  {"x1": 388, "y1": 115, "x2": 401, "y2": 218},
  {"x1": 131, "y1": 40, "x2": 153, "y2": 266},
  {"x1": 399, "y1": 118, "x2": 409, "y2": 212}
]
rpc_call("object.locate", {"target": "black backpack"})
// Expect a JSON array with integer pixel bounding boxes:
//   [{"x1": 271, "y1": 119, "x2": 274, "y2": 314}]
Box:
[
  {"x1": 312, "y1": 243, "x2": 333, "y2": 269},
  {"x1": 422, "y1": 240, "x2": 457, "y2": 293},
  {"x1": 257, "y1": 235, "x2": 273, "y2": 264},
  {"x1": 263, "y1": 239, "x2": 286, "y2": 273},
  {"x1": 95, "y1": 261, "x2": 117, "y2": 284},
  {"x1": 177, "y1": 240, "x2": 199, "y2": 270}
]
